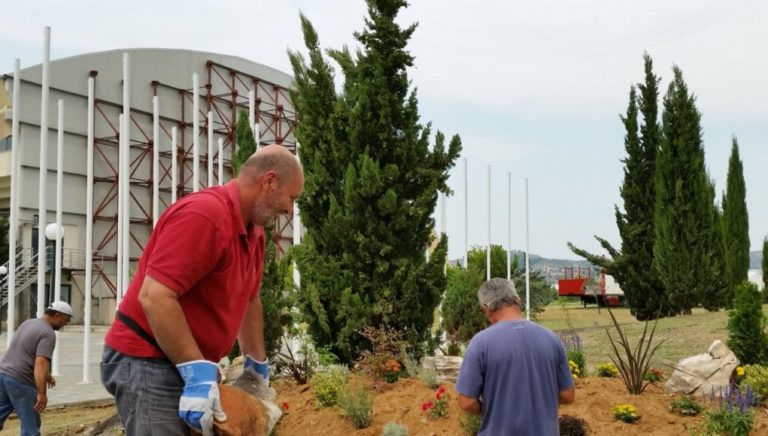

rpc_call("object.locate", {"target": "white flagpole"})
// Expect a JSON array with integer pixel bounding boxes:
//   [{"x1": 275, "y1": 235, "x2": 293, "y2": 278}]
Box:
[
  {"x1": 52, "y1": 99, "x2": 64, "y2": 375},
  {"x1": 525, "y1": 178, "x2": 530, "y2": 320},
  {"x1": 218, "y1": 138, "x2": 224, "y2": 185},
  {"x1": 116, "y1": 113, "x2": 123, "y2": 303},
  {"x1": 171, "y1": 127, "x2": 178, "y2": 203},
  {"x1": 7, "y1": 58, "x2": 21, "y2": 347},
  {"x1": 192, "y1": 73, "x2": 200, "y2": 192},
  {"x1": 207, "y1": 111, "x2": 214, "y2": 188},
  {"x1": 83, "y1": 75, "x2": 95, "y2": 383},
  {"x1": 122, "y1": 54, "x2": 131, "y2": 300},
  {"x1": 463, "y1": 157, "x2": 468, "y2": 269},
  {"x1": 36, "y1": 27, "x2": 51, "y2": 318},
  {"x1": 507, "y1": 172, "x2": 512, "y2": 280},
  {"x1": 486, "y1": 165, "x2": 491, "y2": 281},
  {"x1": 152, "y1": 95, "x2": 159, "y2": 227}
]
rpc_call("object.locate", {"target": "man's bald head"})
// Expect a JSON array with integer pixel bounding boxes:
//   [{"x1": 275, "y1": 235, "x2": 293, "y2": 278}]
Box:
[{"x1": 239, "y1": 144, "x2": 302, "y2": 183}]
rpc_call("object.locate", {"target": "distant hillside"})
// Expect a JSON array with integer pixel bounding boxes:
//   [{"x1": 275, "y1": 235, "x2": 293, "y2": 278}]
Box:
[{"x1": 751, "y1": 250, "x2": 763, "y2": 270}]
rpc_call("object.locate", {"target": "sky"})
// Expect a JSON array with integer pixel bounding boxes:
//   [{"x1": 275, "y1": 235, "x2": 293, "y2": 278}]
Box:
[{"x1": 2, "y1": 0, "x2": 767, "y2": 260}]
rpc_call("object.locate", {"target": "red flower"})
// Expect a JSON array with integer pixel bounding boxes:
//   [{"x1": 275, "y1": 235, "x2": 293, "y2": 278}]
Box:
[
  {"x1": 282, "y1": 402, "x2": 290, "y2": 411},
  {"x1": 421, "y1": 401, "x2": 434, "y2": 411},
  {"x1": 436, "y1": 391, "x2": 443, "y2": 400},
  {"x1": 437, "y1": 386, "x2": 446, "y2": 394}
]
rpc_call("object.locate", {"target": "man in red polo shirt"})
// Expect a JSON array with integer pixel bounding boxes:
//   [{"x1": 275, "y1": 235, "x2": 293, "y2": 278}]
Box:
[{"x1": 101, "y1": 144, "x2": 303, "y2": 436}]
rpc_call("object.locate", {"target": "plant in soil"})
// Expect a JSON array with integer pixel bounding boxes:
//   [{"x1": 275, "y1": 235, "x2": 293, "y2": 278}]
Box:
[
  {"x1": 741, "y1": 364, "x2": 768, "y2": 402},
  {"x1": 559, "y1": 414, "x2": 589, "y2": 436},
  {"x1": 604, "y1": 306, "x2": 665, "y2": 394},
  {"x1": 613, "y1": 403, "x2": 640, "y2": 423},
  {"x1": 596, "y1": 362, "x2": 618, "y2": 378},
  {"x1": 643, "y1": 367, "x2": 664, "y2": 382},
  {"x1": 310, "y1": 365, "x2": 349, "y2": 408},
  {"x1": 382, "y1": 421, "x2": 409, "y2": 436},
  {"x1": 337, "y1": 387, "x2": 373, "y2": 429},
  {"x1": 421, "y1": 386, "x2": 449, "y2": 419},
  {"x1": 459, "y1": 412, "x2": 481, "y2": 435},
  {"x1": 669, "y1": 395, "x2": 703, "y2": 416}
]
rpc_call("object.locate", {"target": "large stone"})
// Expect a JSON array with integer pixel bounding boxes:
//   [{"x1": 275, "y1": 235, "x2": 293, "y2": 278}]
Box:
[
  {"x1": 665, "y1": 340, "x2": 740, "y2": 397},
  {"x1": 421, "y1": 355, "x2": 463, "y2": 384}
]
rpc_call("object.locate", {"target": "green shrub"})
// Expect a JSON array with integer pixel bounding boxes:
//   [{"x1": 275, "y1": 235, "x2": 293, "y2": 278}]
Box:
[
  {"x1": 742, "y1": 364, "x2": 768, "y2": 403},
  {"x1": 460, "y1": 412, "x2": 482, "y2": 435},
  {"x1": 559, "y1": 414, "x2": 588, "y2": 436},
  {"x1": 727, "y1": 282, "x2": 768, "y2": 365},
  {"x1": 338, "y1": 387, "x2": 373, "y2": 429},
  {"x1": 597, "y1": 362, "x2": 619, "y2": 378},
  {"x1": 382, "y1": 422, "x2": 408, "y2": 436},
  {"x1": 310, "y1": 365, "x2": 349, "y2": 408},
  {"x1": 566, "y1": 349, "x2": 586, "y2": 377},
  {"x1": 669, "y1": 395, "x2": 703, "y2": 416},
  {"x1": 693, "y1": 406, "x2": 754, "y2": 436}
]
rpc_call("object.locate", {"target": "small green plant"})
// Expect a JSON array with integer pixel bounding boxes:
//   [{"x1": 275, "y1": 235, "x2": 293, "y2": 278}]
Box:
[
  {"x1": 421, "y1": 386, "x2": 449, "y2": 419},
  {"x1": 310, "y1": 365, "x2": 349, "y2": 408},
  {"x1": 566, "y1": 349, "x2": 586, "y2": 377},
  {"x1": 669, "y1": 395, "x2": 703, "y2": 416},
  {"x1": 382, "y1": 422, "x2": 408, "y2": 436},
  {"x1": 559, "y1": 414, "x2": 588, "y2": 436},
  {"x1": 742, "y1": 364, "x2": 768, "y2": 403},
  {"x1": 604, "y1": 306, "x2": 665, "y2": 394},
  {"x1": 596, "y1": 362, "x2": 619, "y2": 378},
  {"x1": 643, "y1": 368, "x2": 665, "y2": 383},
  {"x1": 459, "y1": 412, "x2": 482, "y2": 435},
  {"x1": 417, "y1": 366, "x2": 440, "y2": 389},
  {"x1": 338, "y1": 387, "x2": 373, "y2": 429},
  {"x1": 316, "y1": 345, "x2": 339, "y2": 366},
  {"x1": 613, "y1": 403, "x2": 640, "y2": 423}
]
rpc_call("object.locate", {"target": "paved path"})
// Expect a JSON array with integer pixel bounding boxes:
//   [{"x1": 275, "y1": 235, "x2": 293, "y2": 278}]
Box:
[{"x1": 0, "y1": 325, "x2": 113, "y2": 407}]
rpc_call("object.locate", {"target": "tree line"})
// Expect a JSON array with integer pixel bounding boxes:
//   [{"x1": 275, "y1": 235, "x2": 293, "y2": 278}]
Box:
[{"x1": 569, "y1": 54, "x2": 759, "y2": 320}]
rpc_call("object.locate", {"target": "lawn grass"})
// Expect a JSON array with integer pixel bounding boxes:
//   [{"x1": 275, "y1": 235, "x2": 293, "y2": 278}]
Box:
[{"x1": 535, "y1": 300, "x2": 768, "y2": 374}]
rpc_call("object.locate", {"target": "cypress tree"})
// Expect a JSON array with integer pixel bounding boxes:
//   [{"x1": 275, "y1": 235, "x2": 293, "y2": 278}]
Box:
[
  {"x1": 233, "y1": 109, "x2": 257, "y2": 176},
  {"x1": 721, "y1": 137, "x2": 750, "y2": 305},
  {"x1": 569, "y1": 54, "x2": 666, "y2": 320},
  {"x1": 288, "y1": 0, "x2": 461, "y2": 363},
  {"x1": 653, "y1": 67, "x2": 722, "y2": 314}
]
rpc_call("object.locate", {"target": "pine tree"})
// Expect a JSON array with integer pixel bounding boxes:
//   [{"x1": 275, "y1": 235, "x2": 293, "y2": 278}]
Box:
[
  {"x1": 721, "y1": 137, "x2": 750, "y2": 305},
  {"x1": 288, "y1": 0, "x2": 462, "y2": 363},
  {"x1": 653, "y1": 67, "x2": 723, "y2": 314},
  {"x1": 569, "y1": 54, "x2": 666, "y2": 320}
]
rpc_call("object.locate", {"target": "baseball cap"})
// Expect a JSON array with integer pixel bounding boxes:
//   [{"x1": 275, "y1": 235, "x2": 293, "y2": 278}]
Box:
[{"x1": 47, "y1": 301, "x2": 75, "y2": 320}]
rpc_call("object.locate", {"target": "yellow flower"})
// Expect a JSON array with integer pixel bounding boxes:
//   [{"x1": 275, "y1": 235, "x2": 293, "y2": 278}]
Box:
[{"x1": 736, "y1": 366, "x2": 745, "y2": 377}]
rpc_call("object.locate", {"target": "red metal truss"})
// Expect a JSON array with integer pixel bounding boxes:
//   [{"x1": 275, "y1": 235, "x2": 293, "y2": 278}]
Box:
[{"x1": 90, "y1": 59, "x2": 299, "y2": 293}]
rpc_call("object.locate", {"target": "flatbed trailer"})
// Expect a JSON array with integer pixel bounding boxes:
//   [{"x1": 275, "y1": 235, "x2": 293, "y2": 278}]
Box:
[{"x1": 558, "y1": 267, "x2": 624, "y2": 307}]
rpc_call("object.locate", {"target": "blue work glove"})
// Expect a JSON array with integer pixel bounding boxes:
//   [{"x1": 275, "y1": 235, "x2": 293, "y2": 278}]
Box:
[
  {"x1": 243, "y1": 355, "x2": 270, "y2": 383},
  {"x1": 177, "y1": 360, "x2": 227, "y2": 435}
]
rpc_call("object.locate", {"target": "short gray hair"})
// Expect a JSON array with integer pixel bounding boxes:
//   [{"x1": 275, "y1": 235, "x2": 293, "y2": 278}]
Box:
[{"x1": 478, "y1": 278, "x2": 521, "y2": 311}]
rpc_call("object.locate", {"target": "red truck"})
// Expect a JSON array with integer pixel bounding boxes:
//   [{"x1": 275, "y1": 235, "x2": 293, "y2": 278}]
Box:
[{"x1": 558, "y1": 266, "x2": 624, "y2": 307}]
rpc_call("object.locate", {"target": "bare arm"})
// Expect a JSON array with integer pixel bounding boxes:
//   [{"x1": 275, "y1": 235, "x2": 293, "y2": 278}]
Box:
[
  {"x1": 459, "y1": 394, "x2": 482, "y2": 416},
  {"x1": 138, "y1": 274, "x2": 203, "y2": 364},
  {"x1": 33, "y1": 356, "x2": 50, "y2": 413},
  {"x1": 559, "y1": 387, "x2": 575, "y2": 404},
  {"x1": 238, "y1": 295, "x2": 266, "y2": 361}
]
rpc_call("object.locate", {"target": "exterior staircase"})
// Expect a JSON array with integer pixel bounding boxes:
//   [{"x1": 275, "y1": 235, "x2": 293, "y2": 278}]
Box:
[{"x1": 1, "y1": 248, "x2": 48, "y2": 307}]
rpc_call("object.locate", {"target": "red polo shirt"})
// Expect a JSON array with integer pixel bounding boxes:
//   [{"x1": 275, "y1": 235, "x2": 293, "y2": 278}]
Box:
[{"x1": 105, "y1": 180, "x2": 266, "y2": 362}]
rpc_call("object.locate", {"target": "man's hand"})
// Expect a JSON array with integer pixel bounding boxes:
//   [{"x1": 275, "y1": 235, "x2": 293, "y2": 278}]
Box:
[
  {"x1": 34, "y1": 391, "x2": 47, "y2": 413},
  {"x1": 46, "y1": 375, "x2": 56, "y2": 389},
  {"x1": 243, "y1": 355, "x2": 270, "y2": 384},
  {"x1": 177, "y1": 360, "x2": 227, "y2": 436}
]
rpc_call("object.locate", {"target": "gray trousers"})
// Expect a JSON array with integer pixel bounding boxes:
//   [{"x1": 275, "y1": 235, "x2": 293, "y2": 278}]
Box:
[{"x1": 100, "y1": 345, "x2": 189, "y2": 436}]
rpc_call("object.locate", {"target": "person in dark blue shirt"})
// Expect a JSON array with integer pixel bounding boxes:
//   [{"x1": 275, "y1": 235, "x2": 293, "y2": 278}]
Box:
[{"x1": 456, "y1": 278, "x2": 575, "y2": 436}]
